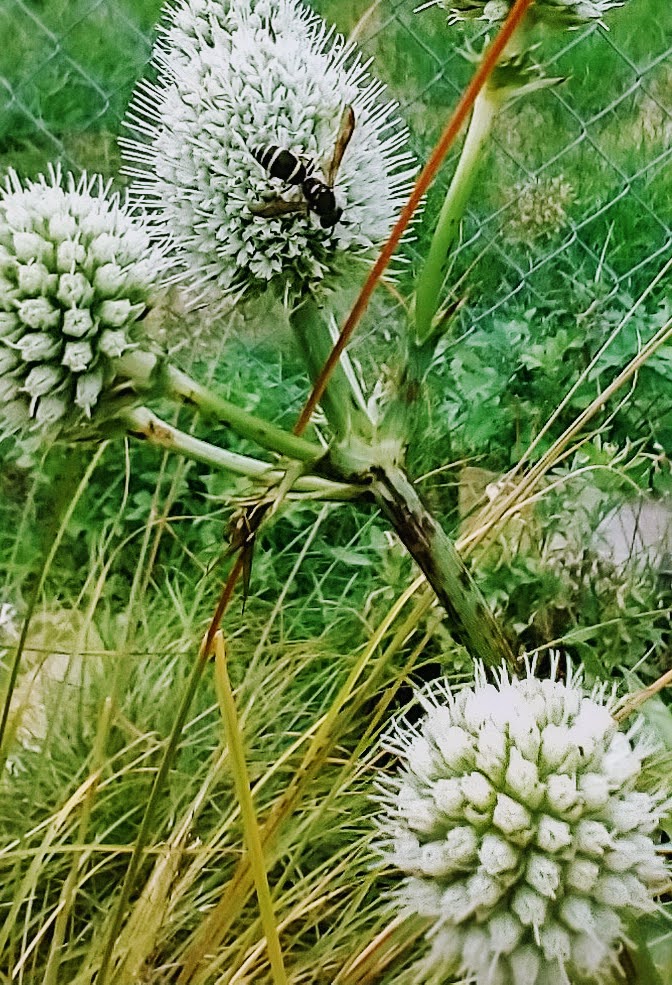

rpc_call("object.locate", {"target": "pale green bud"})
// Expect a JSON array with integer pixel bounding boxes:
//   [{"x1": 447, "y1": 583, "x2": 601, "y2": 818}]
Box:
[
  {"x1": 17, "y1": 262, "x2": 57, "y2": 296},
  {"x1": 0, "y1": 376, "x2": 20, "y2": 402},
  {"x1": 0, "y1": 274, "x2": 20, "y2": 307},
  {"x1": 461, "y1": 771, "x2": 496, "y2": 812},
  {"x1": 48, "y1": 212, "x2": 77, "y2": 242},
  {"x1": 525, "y1": 853, "x2": 561, "y2": 898},
  {"x1": 98, "y1": 329, "x2": 129, "y2": 359},
  {"x1": 57, "y1": 272, "x2": 94, "y2": 308},
  {"x1": 536, "y1": 814, "x2": 573, "y2": 853},
  {"x1": 88, "y1": 233, "x2": 118, "y2": 264},
  {"x1": 17, "y1": 332, "x2": 61, "y2": 361},
  {"x1": 1, "y1": 400, "x2": 30, "y2": 435},
  {"x1": 56, "y1": 239, "x2": 87, "y2": 272},
  {"x1": 17, "y1": 298, "x2": 60, "y2": 331},
  {"x1": 62, "y1": 308, "x2": 94, "y2": 338},
  {"x1": 13, "y1": 231, "x2": 46, "y2": 263},
  {"x1": 406, "y1": 736, "x2": 437, "y2": 779},
  {"x1": 23, "y1": 364, "x2": 64, "y2": 399},
  {"x1": 34, "y1": 394, "x2": 68, "y2": 427},
  {"x1": 93, "y1": 262, "x2": 127, "y2": 296},
  {"x1": 479, "y1": 833, "x2": 520, "y2": 876},
  {"x1": 0, "y1": 312, "x2": 21, "y2": 338},
  {"x1": 505, "y1": 748, "x2": 543, "y2": 807},
  {"x1": 487, "y1": 912, "x2": 524, "y2": 955},
  {"x1": 492, "y1": 793, "x2": 532, "y2": 839},
  {"x1": 476, "y1": 723, "x2": 508, "y2": 779},
  {"x1": 75, "y1": 368, "x2": 104, "y2": 416},
  {"x1": 98, "y1": 298, "x2": 144, "y2": 327},
  {"x1": 0, "y1": 347, "x2": 19, "y2": 375},
  {"x1": 509, "y1": 945, "x2": 540, "y2": 984},
  {"x1": 398, "y1": 782, "x2": 440, "y2": 835},
  {"x1": 511, "y1": 885, "x2": 547, "y2": 928},
  {"x1": 62, "y1": 340, "x2": 94, "y2": 373},
  {"x1": 545, "y1": 773, "x2": 580, "y2": 815},
  {"x1": 539, "y1": 921, "x2": 571, "y2": 963},
  {"x1": 433, "y1": 777, "x2": 465, "y2": 816}
]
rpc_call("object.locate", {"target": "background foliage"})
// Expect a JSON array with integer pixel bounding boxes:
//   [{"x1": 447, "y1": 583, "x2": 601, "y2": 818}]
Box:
[{"x1": 1, "y1": 0, "x2": 671, "y2": 981}]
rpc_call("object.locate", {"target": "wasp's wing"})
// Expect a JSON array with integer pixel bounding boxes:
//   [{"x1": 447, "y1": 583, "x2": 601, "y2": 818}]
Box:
[
  {"x1": 249, "y1": 198, "x2": 306, "y2": 218},
  {"x1": 326, "y1": 105, "x2": 355, "y2": 187}
]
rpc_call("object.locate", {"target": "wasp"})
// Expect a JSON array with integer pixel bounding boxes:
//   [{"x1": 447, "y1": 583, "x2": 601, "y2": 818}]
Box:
[{"x1": 250, "y1": 105, "x2": 355, "y2": 228}]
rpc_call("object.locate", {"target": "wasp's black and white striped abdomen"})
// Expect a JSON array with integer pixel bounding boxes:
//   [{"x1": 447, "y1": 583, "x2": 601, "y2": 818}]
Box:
[
  {"x1": 252, "y1": 146, "x2": 307, "y2": 186},
  {"x1": 250, "y1": 106, "x2": 355, "y2": 229}
]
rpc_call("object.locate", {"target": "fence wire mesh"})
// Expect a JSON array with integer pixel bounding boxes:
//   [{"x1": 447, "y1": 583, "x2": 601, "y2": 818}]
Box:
[{"x1": 1, "y1": 0, "x2": 670, "y2": 327}]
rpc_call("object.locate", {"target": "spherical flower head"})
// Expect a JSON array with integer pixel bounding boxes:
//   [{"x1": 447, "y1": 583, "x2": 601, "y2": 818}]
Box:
[
  {"x1": 122, "y1": 0, "x2": 416, "y2": 304},
  {"x1": 375, "y1": 657, "x2": 669, "y2": 985},
  {"x1": 504, "y1": 174, "x2": 575, "y2": 244},
  {"x1": 436, "y1": 0, "x2": 623, "y2": 27},
  {"x1": 0, "y1": 166, "x2": 167, "y2": 443}
]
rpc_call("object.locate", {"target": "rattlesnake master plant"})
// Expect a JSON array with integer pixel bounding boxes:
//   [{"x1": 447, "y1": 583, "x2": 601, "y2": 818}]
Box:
[
  {"x1": 122, "y1": 0, "x2": 415, "y2": 304},
  {"x1": 0, "y1": 166, "x2": 167, "y2": 443},
  {"x1": 376, "y1": 659, "x2": 669, "y2": 985},
  {"x1": 440, "y1": 0, "x2": 623, "y2": 25}
]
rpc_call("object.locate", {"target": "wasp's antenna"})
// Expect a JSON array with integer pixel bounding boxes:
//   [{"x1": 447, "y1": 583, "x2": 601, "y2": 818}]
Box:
[{"x1": 326, "y1": 104, "x2": 356, "y2": 187}]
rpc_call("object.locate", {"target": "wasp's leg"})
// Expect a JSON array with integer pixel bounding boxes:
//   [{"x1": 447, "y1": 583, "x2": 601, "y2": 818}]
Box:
[{"x1": 249, "y1": 198, "x2": 307, "y2": 218}]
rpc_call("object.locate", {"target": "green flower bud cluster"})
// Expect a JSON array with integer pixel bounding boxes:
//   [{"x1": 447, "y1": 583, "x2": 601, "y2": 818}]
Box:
[
  {"x1": 443, "y1": 0, "x2": 622, "y2": 26},
  {"x1": 504, "y1": 174, "x2": 575, "y2": 244},
  {"x1": 0, "y1": 166, "x2": 167, "y2": 442},
  {"x1": 377, "y1": 659, "x2": 668, "y2": 985}
]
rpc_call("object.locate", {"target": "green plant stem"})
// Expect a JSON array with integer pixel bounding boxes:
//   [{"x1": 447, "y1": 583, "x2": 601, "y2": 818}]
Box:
[
  {"x1": 120, "y1": 406, "x2": 360, "y2": 500},
  {"x1": 414, "y1": 86, "x2": 500, "y2": 342},
  {"x1": 213, "y1": 632, "x2": 288, "y2": 985},
  {"x1": 371, "y1": 462, "x2": 516, "y2": 670},
  {"x1": 289, "y1": 295, "x2": 372, "y2": 441},
  {"x1": 117, "y1": 349, "x2": 321, "y2": 463}
]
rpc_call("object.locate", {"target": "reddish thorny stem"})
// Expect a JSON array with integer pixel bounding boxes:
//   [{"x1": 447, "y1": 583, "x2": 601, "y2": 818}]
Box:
[{"x1": 293, "y1": 0, "x2": 537, "y2": 437}]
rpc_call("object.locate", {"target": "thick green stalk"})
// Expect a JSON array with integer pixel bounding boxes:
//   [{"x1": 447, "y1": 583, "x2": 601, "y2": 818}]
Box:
[
  {"x1": 289, "y1": 295, "x2": 372, "y2": 441},
  {"x1": 414, "y1": 87, "x2": 500, "y2": 342},
  {"x1": 121, "y1": 407, "x2": 360, "y2": 500},
  {"x1": 117, "y1": 349, "x2": 321, "y2": 463},
  {"x1": 371, "y1": 463, "x2": 516, "y2": 670}
]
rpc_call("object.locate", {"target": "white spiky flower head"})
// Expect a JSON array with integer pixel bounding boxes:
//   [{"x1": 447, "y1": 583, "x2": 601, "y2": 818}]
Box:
[
  {"x1": 0, "y1": 166, "x2": 168, "y2": 443},
  {"x1": 375, "y1": 657, "x2": 669, "y2": 985},
  {"x1": 122, "y1": 0, "x2": 416, "y2": 305},
  {"x1": 430, "y1": 0, "x2": 623, "y2": 27}
]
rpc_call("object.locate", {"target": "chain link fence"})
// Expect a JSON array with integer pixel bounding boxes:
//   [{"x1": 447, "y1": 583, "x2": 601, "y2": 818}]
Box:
[{"x1": 1, "y1": 0, "x2": 670, "y2": 324}]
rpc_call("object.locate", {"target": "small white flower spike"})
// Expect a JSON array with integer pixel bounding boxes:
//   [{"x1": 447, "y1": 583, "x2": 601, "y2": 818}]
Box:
[
  {"x1": 0, "y1": 166, "x2": 167, "y2": 442},
  {"x1": 376, "y1": 657, "x2": 669, "y2": 985},
  {"x1": 122, "y1": 0, "x2": 416, "y2": 303}
]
